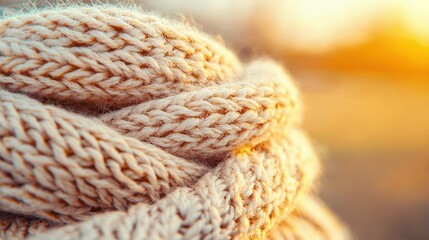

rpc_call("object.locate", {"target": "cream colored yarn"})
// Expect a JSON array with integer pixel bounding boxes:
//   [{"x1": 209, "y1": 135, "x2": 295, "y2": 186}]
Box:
[{"x1": 0, "y1": 4, "x2": 349, "y2": 240}]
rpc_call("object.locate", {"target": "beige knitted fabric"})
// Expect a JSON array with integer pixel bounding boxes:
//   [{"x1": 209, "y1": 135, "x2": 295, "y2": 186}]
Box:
[
  {"x1": 0, "y1": 4, "x2": 349, "y2": 240},
  {"x1": 267, "y1": 195, "x2": 350, "y2": 240}
]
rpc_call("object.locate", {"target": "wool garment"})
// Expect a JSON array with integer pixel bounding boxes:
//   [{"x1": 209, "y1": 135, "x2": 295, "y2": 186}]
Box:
[{"x1": 0, "y1": 4, "x2": 350, "y2": 240}]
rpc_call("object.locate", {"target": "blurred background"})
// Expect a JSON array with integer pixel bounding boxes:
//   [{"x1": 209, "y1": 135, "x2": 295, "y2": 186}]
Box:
[{"x1": 1, "y1": 0, "x2": 429, "y2": 239}]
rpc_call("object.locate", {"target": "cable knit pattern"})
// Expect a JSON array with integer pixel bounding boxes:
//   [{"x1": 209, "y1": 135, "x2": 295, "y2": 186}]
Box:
[
  {"x1": 0, "y1": 4, "x2": 349, "y2": 240},
  {"x1": 0, "y1": 6, "x2": 240, "y2": 107}
]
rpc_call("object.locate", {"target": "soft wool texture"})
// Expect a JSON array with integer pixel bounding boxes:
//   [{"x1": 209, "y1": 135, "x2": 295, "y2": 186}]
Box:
[{"x1": 0, "y1": 4, "x2": 349, "y2": 240}]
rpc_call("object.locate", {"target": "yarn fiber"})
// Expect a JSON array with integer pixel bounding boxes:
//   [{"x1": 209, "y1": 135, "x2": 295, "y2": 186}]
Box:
[{"x1": 0, "y1": 5, "x2": 349, "y2": 240}]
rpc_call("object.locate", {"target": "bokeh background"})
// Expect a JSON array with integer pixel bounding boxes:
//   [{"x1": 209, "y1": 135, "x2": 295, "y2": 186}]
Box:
[{"x1": 1, "y1": 0, "x2": 429, "y2": 239}]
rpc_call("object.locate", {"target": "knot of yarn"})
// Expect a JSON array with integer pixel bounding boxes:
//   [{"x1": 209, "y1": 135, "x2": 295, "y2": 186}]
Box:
[{"x1": 0, "y1": 5, "x2": 346, "y2": 240}]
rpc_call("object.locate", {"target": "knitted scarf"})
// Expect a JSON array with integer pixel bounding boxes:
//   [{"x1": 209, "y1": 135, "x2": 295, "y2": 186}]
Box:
[{"x1": 0, "y1": 4, "x2": 349, "y2": 240}]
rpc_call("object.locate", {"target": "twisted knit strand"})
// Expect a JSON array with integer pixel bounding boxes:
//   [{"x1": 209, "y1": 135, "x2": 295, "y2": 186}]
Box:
[
  {"x1": 0, "y1": 6, "x2": 240, "y2": 107},
  {"x1": 0, "y1": 4, "x2": 349, "y2": 240}
]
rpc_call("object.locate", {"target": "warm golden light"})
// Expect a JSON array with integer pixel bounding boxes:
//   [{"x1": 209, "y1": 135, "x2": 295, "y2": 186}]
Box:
[{"x1": 1, "y1": 0, "x2": 428, "y2": 239}]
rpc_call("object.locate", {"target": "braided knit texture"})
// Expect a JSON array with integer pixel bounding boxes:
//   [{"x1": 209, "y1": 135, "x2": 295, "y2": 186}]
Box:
[{"x1": 0, "y1": 4, "x2": 349, "y2": 240}]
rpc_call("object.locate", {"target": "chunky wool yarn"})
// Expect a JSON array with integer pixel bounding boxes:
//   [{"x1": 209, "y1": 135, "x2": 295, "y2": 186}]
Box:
[{"x1": 0, "y1": 4, "x2": 349, "y2": 240}]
